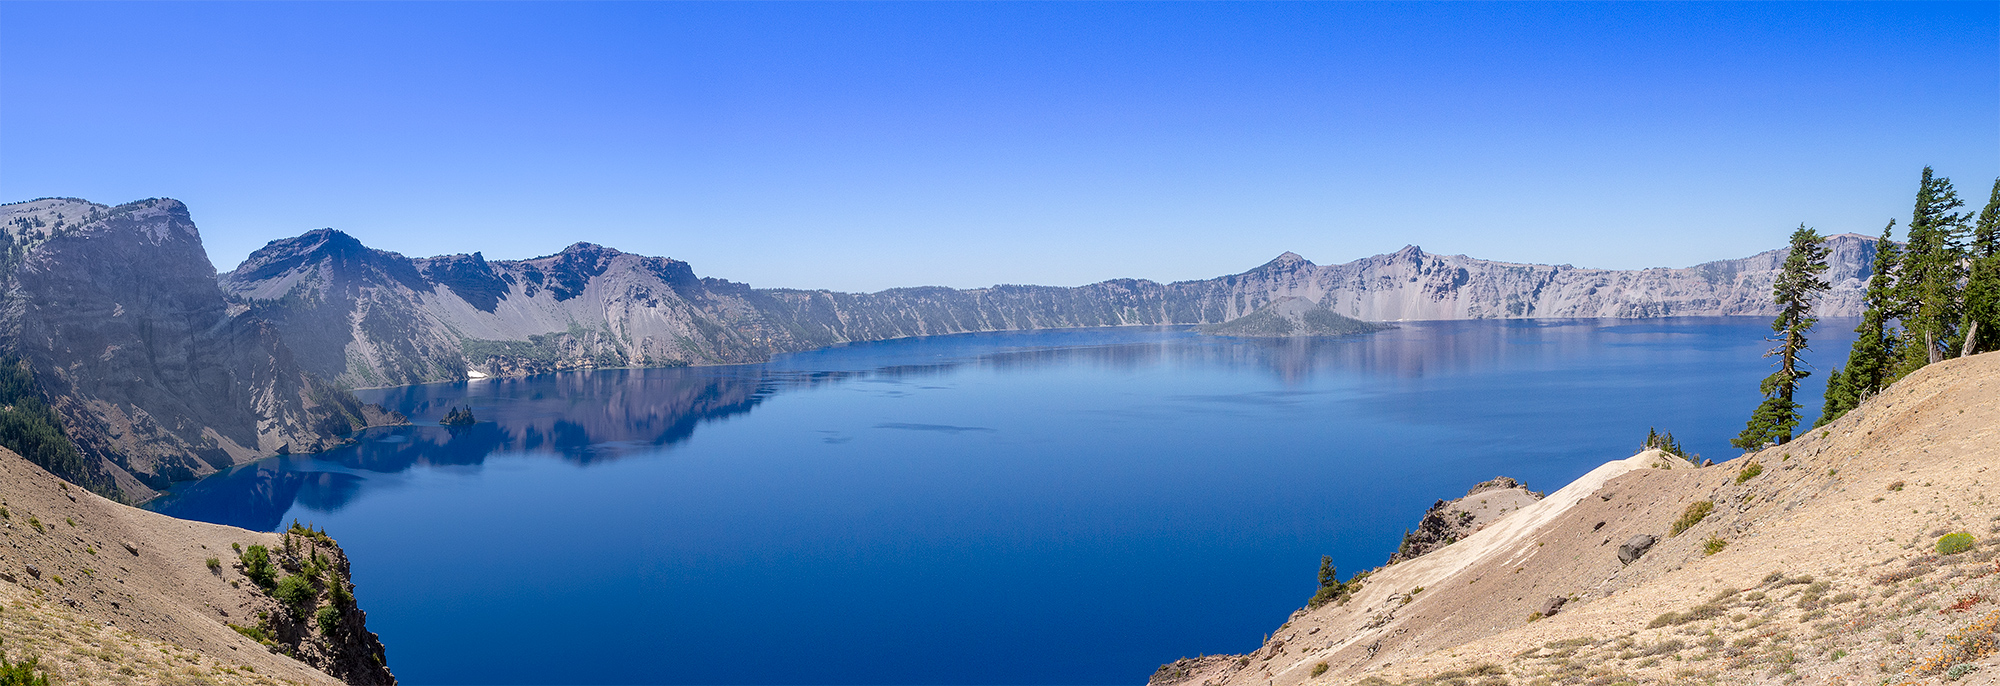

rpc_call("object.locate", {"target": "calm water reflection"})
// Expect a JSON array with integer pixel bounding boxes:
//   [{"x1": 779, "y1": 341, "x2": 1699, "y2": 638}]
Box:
[{"x1": 146, "y1": 319, "x2": 1857, "y2": 686}]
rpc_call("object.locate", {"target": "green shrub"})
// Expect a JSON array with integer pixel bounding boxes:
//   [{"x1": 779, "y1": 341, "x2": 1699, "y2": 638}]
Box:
[
  {"x1": 1735, "y1": 462, "x2": 1763, "y2": 484},
  {"x1": 1937, "y1": 532, "x2": 1976, "y2": 555},
  {"x1": 0, "y1": 639, "x2": 50, "y2": 686},
  {"x1": 1310, "y1": 662, "x2": 1328, "y2": 678},
  {"x1": 240, "y1": 545, "x2": 276, "y2": 589},
  {"x1": 227, "y1": 623, "x2": 272, "y2": 645},
  {"x1": 273, "y1": 575, "x2": 317, "y2": 617},
  {"x1": 1669, "y1": 500, "x2": 1715, "y2": 537},
  {"x1": 24, "y1": 518, "x2": 39, "y2": 534},
  {"x1": 1703, "y1": 536, "x2": 1728, "y2": 556},
  {"x1": 315, "y1": 605, "x2": 343, "y2": 637},
  {"x1": 205, "y1": 557, "x2": 221, "y2": 571}
]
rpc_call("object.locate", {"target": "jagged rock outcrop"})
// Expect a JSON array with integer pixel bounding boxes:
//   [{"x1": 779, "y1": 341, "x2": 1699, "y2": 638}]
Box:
[
  {"x1": 0, "y1": 198, "x2": 407, "y2": 502},
  {"x1": 1199, "y1": 296, "x2": 1389, "y2": 337},
  {"x1": 1386, "y1": 477, "x2": 1543, "y2": 564},
  {"x1": 251, "y1": 523, "x2": 396, "y2": 684},
  {"x1": 218, "y1": 222, "x2": 1880, "y2": 389}
]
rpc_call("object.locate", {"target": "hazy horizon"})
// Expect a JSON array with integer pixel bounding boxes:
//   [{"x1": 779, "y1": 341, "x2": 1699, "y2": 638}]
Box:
[{"x1": 2, "y1": 2, "x2": 1994, "y2": 291}]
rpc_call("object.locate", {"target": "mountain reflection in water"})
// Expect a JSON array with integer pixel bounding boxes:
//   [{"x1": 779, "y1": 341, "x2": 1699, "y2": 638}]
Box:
[{"x1": 147, "y1": 321, "x2": 1812, "y2": 531}]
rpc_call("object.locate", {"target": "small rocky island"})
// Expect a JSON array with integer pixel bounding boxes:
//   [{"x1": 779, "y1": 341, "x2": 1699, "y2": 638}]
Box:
[
  {"x1": 1199, "y1": 297, "x2": 1389, "y2": 338},
  {"x1": 440, "y1": 406, "x2": 477, "y2": 426}
]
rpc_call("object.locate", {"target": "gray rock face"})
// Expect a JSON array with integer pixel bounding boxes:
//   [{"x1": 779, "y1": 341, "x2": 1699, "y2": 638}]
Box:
[
  {"x1": 1618, "y1": 534, "x2": 1658, "y2": 564},
  {"x1": 216, "y1": 223, "x2": 1880, "y2": 389},
  {"x1": 1, "y1": 198, "x2": 407, "y2": 502}
]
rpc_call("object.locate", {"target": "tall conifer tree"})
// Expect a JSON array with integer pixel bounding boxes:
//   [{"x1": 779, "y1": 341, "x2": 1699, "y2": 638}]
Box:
[
  {"x1": 1735, "y1": 225, "x2": 1829, "y2": 449},
  {"x1": 1819, "y1": 220, "x2": 1902, "y2": 426},
  {"x1": 1960, "y1": 178, "x2": 2000, "y2": 355},
  {"x1": 1894, "y1": 168, "x2": 1969, "y2": 373}
]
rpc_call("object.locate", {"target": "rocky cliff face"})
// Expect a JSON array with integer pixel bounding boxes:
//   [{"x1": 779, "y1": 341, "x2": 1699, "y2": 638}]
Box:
[
  {"x1": 218, "y1": 220, "x2": 1879, "y2": 389},
  {"x1": 0, "y1": 198, "x2": 405, "y2": 502}
]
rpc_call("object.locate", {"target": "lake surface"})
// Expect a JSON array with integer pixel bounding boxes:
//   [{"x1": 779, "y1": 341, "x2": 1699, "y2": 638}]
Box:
[{"x1": 147, "y1": 318, "x2": 1859, "y2": 686}]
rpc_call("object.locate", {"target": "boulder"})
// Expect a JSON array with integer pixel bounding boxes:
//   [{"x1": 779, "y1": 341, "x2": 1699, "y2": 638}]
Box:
[
  {"x1": 1618, "y1": 535, "x2": 1657, "y2": 564},
  {"x1": 1541, "y1": 596, "x2": 1568, "y2": 617}
]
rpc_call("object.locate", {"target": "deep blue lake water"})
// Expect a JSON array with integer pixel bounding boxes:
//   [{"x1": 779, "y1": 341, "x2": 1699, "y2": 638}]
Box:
[{"x1": 146, "y1": 318, "x2": 1859, "y2": 686}]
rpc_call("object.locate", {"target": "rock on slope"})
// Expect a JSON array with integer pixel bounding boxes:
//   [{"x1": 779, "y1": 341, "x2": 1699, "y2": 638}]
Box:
[
  {"x1": 0, "y1": 198, "x2": 407, "y2": 503},
  {"x1": 213, "y1": 212, "x2": 1880, "y2": 389},
  {"x1": 0, "y1": 446, "x2": 394, "y2": 684},
  {"x1": 1200, "y1": 297, "x2": 1390, "y2": 338},
  {"x1": 1153, "y1": 351, "x2": 2000, "y2": 686}
]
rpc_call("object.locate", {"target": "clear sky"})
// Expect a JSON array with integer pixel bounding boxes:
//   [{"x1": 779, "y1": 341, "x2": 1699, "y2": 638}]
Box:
[{"x1": 2, "y1": 2, "x2": 1994, "y2": 292}]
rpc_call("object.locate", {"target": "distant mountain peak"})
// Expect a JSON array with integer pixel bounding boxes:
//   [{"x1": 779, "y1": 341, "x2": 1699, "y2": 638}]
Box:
[{"x1": 1258, "y1": 251, "x2": 1313, "y2": 271}]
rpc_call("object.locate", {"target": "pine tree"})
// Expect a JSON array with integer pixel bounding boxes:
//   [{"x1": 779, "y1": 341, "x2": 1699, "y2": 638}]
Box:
[
  {"x1": 1735, "y1": 225, "x2": 1830, "y2": 450},
  {"x1": 1307, "y1": 555, "x2": 1348, "y2": 608},
  {"x1": 1960, "y1": 178, "x2": 2000, "y2": 355},
  {"x1": 1819, "y1": 220, "x2": 1902, "y2": 426},
  {"x1": 1893, "y1": 168, "x2": 1969, "y2": 374}
]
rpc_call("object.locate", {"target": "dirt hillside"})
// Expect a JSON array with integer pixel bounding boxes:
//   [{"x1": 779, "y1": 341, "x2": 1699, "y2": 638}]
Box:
[
  {"x1": 1154, "y1": 350, "x2": 2000, "y2": 686},
  {"x1": 0, "y1": 448, "x2": 393, "y2": 685}
]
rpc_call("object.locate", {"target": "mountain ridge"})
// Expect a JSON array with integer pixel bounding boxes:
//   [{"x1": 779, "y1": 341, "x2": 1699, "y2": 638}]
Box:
[{"x1": 210, "y1": 208, "x2": 1879, "y2": 389}]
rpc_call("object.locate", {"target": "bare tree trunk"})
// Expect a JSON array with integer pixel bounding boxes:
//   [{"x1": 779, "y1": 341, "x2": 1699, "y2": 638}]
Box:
[
  {"x1": 1964, "y1": 321, "x2": 1981, "y2": 357},
  {"x1": 1928, "y1": 332, "x2": 1942, "y2": 364}
]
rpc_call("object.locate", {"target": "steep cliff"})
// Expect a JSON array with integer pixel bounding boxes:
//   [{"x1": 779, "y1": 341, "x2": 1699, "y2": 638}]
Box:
[
  {"x1": 0, "y1": 198, "x2": 406, "y2": 502},
  {"x1": 217, "y1": 218, "x2": 1879, "y2": 389}
]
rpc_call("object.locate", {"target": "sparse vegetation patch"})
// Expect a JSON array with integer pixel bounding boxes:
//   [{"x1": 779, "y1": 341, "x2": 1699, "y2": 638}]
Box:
[{"x1": 1670, "y1": 500, "x2": 1715, "y2": 537}]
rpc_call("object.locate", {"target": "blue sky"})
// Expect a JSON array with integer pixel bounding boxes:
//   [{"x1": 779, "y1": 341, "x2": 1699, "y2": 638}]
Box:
[{"x1": 2, "y1": 2, "x2": 1994, "y2": 292}]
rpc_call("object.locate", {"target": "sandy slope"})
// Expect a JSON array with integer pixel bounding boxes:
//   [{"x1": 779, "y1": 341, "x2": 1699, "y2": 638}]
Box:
[
  {"x1": 0, "y1": 448, "x2": 355, "y2": 685},
  {"x1": 1155, "y1": 351, "x2": 2000, "y2": 686}
]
